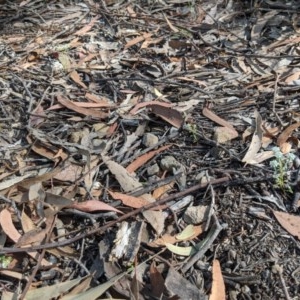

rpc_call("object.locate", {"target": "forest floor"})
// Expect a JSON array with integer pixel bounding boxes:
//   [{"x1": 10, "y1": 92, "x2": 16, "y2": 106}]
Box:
[{"x1": 1, "y1": 0, "x2": 300, "y2": 299}]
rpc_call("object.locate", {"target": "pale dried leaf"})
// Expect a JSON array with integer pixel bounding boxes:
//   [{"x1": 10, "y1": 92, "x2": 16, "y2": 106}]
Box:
[
  {"x1": 143, "y1": 210, "x2": 165, "y2": 235},
  {"x1": 242, "y1": 110, "x2": 263, "y2": 164},
  {"x1": 21, "y1": 210, "x2": 35, "y2": 233},
  {"x1": 25, "y1": 277, "x2": 83, "y2": 300},
  {"x1": 60, "y1": 272, "x2": 125, "y2": 300},
  {"x1": 273, "y1": 210, "x2": 300, "y2": 239},
  {"x1": 165, "y1": 243, "x2": 195, "y2": 256},
  {"x1": 0, "y1": 173, "x2": 33, "y2": 191},
  {"x1": 103, "y1": 157, "x2": 142, "y2": 192}
]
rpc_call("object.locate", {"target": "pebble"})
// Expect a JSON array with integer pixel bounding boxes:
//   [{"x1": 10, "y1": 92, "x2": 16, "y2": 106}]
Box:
[
  {"x1": 183, "y1": 205, "x2": 209, "y2": 224},
  {"x1": 143, "y1": 133, "x2": 158, "y2": 147}
]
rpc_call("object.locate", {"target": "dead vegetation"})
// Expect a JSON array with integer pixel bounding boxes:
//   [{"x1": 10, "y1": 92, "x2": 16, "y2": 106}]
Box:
[{"x1": 1, "y1": 0, "x2": 300, "y2": 299}]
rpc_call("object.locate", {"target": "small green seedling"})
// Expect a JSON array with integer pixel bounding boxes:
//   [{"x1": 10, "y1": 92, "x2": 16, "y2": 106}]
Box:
[
  {"x1": 270, "y1": 147, "x2": 295, "y2": 193},
  {"x1": 0, "y1": 255, "x2": 12, "y2": 268},
  {"x1": 184, "y1": 123, "x2": 198, "y2": 142}
]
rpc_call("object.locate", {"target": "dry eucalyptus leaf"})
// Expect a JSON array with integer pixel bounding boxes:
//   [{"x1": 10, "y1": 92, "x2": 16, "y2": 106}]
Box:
[
  {"x1": 143, "y1": 210, "x2": 165, "y2": 235},
  {"x1": 242, "y1": 110, "x2": 263, "y2": 164},
  {"x1": 0, "y1": 208, "x2": 51, "y2": 266},
  {"x1": 273, "y1": 210, "x2": 300, "y2": 239},
  {"x1": 103, "y1": 157, "x2": 142, "y2": 192},
  {"x1": 277, "y1": 122, "x2": 300, "y2": 148},
  {"x1": 210, "y1": 259, "x2": 226, "y2": 300},
  {"x1": 165, "y1": 243, "x2": 195, "y2": 256}
]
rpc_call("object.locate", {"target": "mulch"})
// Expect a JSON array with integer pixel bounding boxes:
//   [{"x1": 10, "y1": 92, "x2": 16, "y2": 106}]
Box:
[{"x1": 0, "y1": 0, "x2": 300, "y2": 299}]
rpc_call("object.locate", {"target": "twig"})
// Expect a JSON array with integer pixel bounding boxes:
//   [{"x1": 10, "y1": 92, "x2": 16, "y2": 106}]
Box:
[
  {"x1": 272, "y1": 264, "x2": 291, "y2": 300},
  {"x1": 204, "y1": 180, "x2": 215, "y2": 232}
]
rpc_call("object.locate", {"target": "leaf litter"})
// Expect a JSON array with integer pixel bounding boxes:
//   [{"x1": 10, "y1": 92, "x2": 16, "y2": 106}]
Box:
[{"x1": 1, "y1": 0, "x2": 300, "y2": 299}]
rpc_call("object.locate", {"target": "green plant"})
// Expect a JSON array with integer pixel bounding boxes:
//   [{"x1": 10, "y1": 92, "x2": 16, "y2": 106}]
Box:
[
  {"x1": 270, "y1": 147, "x2": 295, "y2": 193},
  {"x1": 0, "y1": 255, "x2": 12, "y2": 268},
  {"x1": 184, "y1": 123, "x2": 198, "y2": 142}
]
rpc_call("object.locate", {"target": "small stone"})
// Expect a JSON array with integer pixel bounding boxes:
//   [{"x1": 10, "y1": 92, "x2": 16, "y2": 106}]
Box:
[
  {"x1": 147, "y1": 163, "x2": 160, "y2": 176},
  {"x1": 160, "y1": 156, "x2": 186, "y2": 189},
  {"x1": 183, "y1": 205, "x2": 209, "y2": 224},
  {"x1": 143, "y1": 133, "x2": 158, "y2": 147},
  {"x1": 214, "y1": 126, "x2": 238, "y2": 144},
  {"x1": 92, "y1": 138, "x2": 105, "y2": 151},
  {"x1": 160, "y1": 156, "x2": 181, "y2": 171},
  {"x1": 70, "y1": 131, "x2": 83, "y2": 143}
]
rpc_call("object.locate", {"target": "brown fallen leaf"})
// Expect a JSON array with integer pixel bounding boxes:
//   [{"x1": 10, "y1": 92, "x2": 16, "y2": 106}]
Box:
[
  {"x1": 148, "y1": 104, "x2": 184, "y2": 128},
  {"x1": 27, "y1": 135, "x2": 68, "y2": 162},
  {"x1": 125, "y1": 32, "x2": 152, "y2": 49},
  {"x1": 277, "y1": 122, "x2": 300, "y2": 151},
  {"x1": 69, "y1": 70, "x2": 87, "y2": 89},
  {"x1": 152, "y1": 181, "x2": 174, "y2": 199},
  {"x1": 74, "y1": 15, "x2": 99, "y2": 36},
  {"x1": 53, "y1": 163, "x2": 83, "y2": 182},
  {"x1": 130, "y1": 100, "x2": 173, "y2": 115},
  {"x1": 109, "y1": 191, "x2": 150, "y2": 209},
  {"x1": 130, "y1": 100, "x2": 183, "y2": 128},
  {"x1": 16, "y1": 215, "x2": 55, "y2": 247},
  {"x1": 57, "y1": 95, "x2": 108, "y2": 119},
  {"x1": 273, "y1": 210, "x2": 300, "y2": 239},
  {"x1": 126, "y1": 145, "x2": 171, "y2": 173},
  {"x1": 70, "y1": 200, "x2": 123, "y2": 214},
  {"x1": 150, "y1": 262, "x2": 165, "y2": 298},
  {"x1": 85, "y1": 92, "x2": 112, "y2": 104},
  {"x1": 203, "y1": 107, "x2": 236, "y2": 131},
  {"x1": 0, "y1": 209, "x2": 51, "y2": 266},
  {"x1": 210, "y1": 259, "x2": 226, "y2": 300}
]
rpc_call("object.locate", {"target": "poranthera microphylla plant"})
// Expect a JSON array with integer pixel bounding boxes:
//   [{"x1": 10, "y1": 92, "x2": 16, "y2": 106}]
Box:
[{"x1": 270, "y1": 147, "x2": 296, "y2": 193}]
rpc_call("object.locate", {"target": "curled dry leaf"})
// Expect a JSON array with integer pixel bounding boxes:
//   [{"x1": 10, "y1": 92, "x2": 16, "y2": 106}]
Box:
[
  {"x1": 242, "y1": 110, "x2": 263, "y2": 165},
  {"x1": 148, "y1": 104, "x2": 184, "y2": 128},
  {"x1": 277, "y1": 122, "x2": 300, "y2": 152},
  {"x1": 149, "y1": 224, "x2": 205, "y2": 247},
  {"x1": 130, "y1": 101, "x2": 184, "y2": 128},
  {"x1": 165, "y1": 243, "x2": 195, "y2": 256}
]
